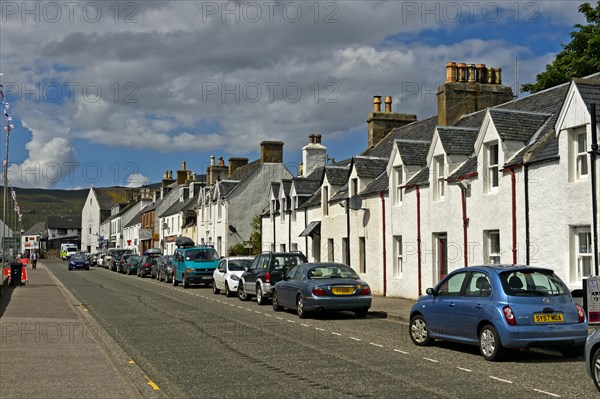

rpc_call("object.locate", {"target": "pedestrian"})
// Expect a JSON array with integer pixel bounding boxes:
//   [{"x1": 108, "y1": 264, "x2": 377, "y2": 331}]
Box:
[{"x1": 31, "y1": 251, "x2": 38, "y2": 269}]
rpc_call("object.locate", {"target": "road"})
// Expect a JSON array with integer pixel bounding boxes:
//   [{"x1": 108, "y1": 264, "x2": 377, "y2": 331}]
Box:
[{"x1": 46, "y1": 260, "x2": 597, "y2": 399}]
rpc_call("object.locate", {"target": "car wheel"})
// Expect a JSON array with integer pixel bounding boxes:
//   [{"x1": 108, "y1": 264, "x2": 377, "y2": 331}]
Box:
[
  {"x1": 355, "y1": 308, "x2": 368, "y2": 318},
  {"x1": 409, "y1": 315, "x2": 431, "y2": 346},
  {"x1": 256, "y1": 285, "x2": 266, "y2": 305},
  {"x1": 479, "y1": 324, "x2": 505, "y2": 361},
  {"x1": 212, "y1": 280, "x2": 220, "y2": 294},
  {"x1": 559, "y1": 345, "x2": 584, "y2": 358},
  {"x1": 238, "y1": 282, "x2": 250, "y2": 301},
  {"x1": 183, "y1": 277, "x2": 190, "y2": 289},
  {"x1": 172, "y1": 274, "x2": 178, "y2": 286},
  {"x1": 592, "y1": 347, "x2": 600, "y2": 392},
  {"x1": 272, "y1": 290, "x2": 283, "y2": 312},
  {"x1": 296, "y1": 295, "x2": 307, "y2": 319},
  {"x1": 225, "y1": 282, "x2": 233, "y2": 297}
]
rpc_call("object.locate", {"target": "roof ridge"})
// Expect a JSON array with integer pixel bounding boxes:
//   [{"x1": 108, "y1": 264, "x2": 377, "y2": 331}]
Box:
[{"x1": 488, "y1": 108, "x2": 552, "y2": 117}]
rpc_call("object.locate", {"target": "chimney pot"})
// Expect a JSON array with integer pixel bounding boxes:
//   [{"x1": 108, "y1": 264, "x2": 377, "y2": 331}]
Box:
[
  {"x1": 163, "y1": 170, "x2": 168, "y2": 179},
  {"x1": 168, "y1": 170, "x2": 173, "y2": 179},
  {"x1": 495, "y1": 67, "x2": 502, "y2": 85},
  {"x1": 445, "y1": 62, "x2": 457, "y2": 82},
  {"x1": 182, "y1": 161, "x2": 186, "y2": 170},
  {"x1": 309, "y1": 133, "x2": 315, "y2": 144},
  {"x1": 476, "y1": 64, "x2": 486, "y2": 83},
  {"x1": 384, "y1": 96, "x2": 392, "y2": 112},
  {"x1": 210, "y1": 155, "x2": 215, "y2": 166},
  {"x1": 316, "y1": 134, "x2": 322, "y2": 144},
  {"x1": 487, "y1": 67, "x2": 494, "y2": 83},
  {"x1": 373, "y1": 96, "x2": 382, "y2": 112},
  {"x1": 456, "y1": 63, "x2": 467, "y2": 82},
  {"x1": 467, "y1": 64, "x2": 476, "y2": 83},
  {"x1": 219, "y1": 156, "x2": 224, "y2": 167}
]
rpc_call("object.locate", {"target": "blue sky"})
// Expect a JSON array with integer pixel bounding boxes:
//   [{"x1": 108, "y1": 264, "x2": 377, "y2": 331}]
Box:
[{"x1": 0, "y1": 1, "x2": 588, "y2": 189}]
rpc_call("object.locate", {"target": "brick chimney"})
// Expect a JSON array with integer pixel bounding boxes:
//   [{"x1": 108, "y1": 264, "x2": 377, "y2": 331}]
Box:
[
  {"x1": 162, "y1": 169, "x2": 175, "y2": 188},
  {"x1": 302, "y1": 134, "x2": 326, "y2": 178},
  {"x1": 367, "y1": 96, "x2": 417, "y2": 148},
  {"x1": 437, "y1": 61, "x2": 514, "y2": 126},
  {"x1": 260, "y1": 141, "x2": 284, "y2": 163},
  {"x1": 207, "y1": 156, "x2": 229, "y2": 185},
  {"x1": 229, "y1": 157, "x2": 249, "y2": 175},
  {"x1": 176, "y1": 161, "x2": 188, "y2": 185}
]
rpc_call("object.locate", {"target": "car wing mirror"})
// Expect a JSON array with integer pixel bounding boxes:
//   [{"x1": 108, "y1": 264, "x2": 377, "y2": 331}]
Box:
[{"x1": 425, "y1": 287, "x2": 436, "y2": 296}]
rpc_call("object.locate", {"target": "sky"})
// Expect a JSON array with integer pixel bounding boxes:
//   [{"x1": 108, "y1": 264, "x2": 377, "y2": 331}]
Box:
[{"x1": 0, "y1": 0, "x2": 590, "y2": 189}]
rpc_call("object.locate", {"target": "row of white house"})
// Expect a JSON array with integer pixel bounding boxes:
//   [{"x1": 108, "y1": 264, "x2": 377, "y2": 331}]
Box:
[{"x1": 81, "y1": 63, "x2": 600, "y2": 300}]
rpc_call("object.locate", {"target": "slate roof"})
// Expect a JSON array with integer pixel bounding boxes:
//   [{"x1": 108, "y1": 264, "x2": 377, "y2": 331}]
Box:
[
  {"x1": 141, "y1": 199, "x2": 161, "y2": 213},
  {"x1": 293, "y1": 178, "x2": 322, "y2": 196},
  {"x1": 406, "y1": 167, "x2": 430, "y2": 186},
  {"x1": 94, "y1": 187, "x2": 129, "y2": 210},
  {"x1": 298, "y1": 188, "x2": 321, "y2": 209},
  {"x1": 124, "y1": 210, "x2": 143, "y2": 228},
  {"x1": 362, "y1": 115, "x2": 438, "y2": 158},
  {"x1": 353, "y1": 157, "x2": 389, "y2": 178},
  {"x1": 488, "y1": 109, "x2": 551, "y2": 142},
  {"x1": 437, "y1": 126, "x2": 480, "y2": 156},
  {"x1": 361, "y1": 171, "x2": 389, "y2": 197},
  {"x1": 223, "y1": 159, "x2": 264, "y2": 197},
  {"x1": 324, "y1": 166, "x2": 349, "y2": 186},
  {"x1": 330, "y1": 183, "x2": 348, "y2": 203},
  {"x1": 47, "y1": 215, "x2": 82, "y2": 229},
  {"x1": 304, "y1": 167, "x2": 325, "y2": 182},
  {"x1": 574, "y1": 79, "x2": 600, "y2": 127},
  {"x1": 159, "y1": 196, "x2": 195, "y2": 218},
  {"x1": 395, "y1": 140, "x2": 431, "y2": 166},
  {"x1": 23, "y1": 221, "x2": 47, "y2": 235},
  {"x1": 218, "y1": 181, "x2": 241, "y2": 198}
]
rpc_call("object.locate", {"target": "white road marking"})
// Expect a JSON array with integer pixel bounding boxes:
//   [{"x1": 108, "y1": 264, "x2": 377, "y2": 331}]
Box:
[
  {"x1": 287, "y1": 320, "x2": 296, "y2": 323},
  {"x1": 489, "y1": 376, "x2": 512, "y2": 384},
  {"x1": 350, "y1": 337, "x2": 362, "y2": 341},
  {"x1": 369, "y1": 342, "x2": 383, "y2": 348},
  {"x1": 331, "y1": 332, "x2": 341, "y2": 336},
  {"x1": 393, "y1": 349, "x2": 408, "y2": 354},
  {"x1": 300, "y1": 323, "x2": 309, "y2": 327},
  {"x1": 254, "y1": 310, "x2": 261, "y2": 314},
  {"x1": 533, "y1": 389, "x2": 560, "y2": 397},
  {"x1": 264, "y1": 314, "x2": 272, "y2": 317},
  {"x1": 315, "y1": 327, "x2": 325, "y2": 331},
  {"x1": 276, "y1": 317, "x2": 283, "y2": 320},
  {"x1": 456, "y1": 367, "x2": 471, "y2": 372},
  {"x1": 423, "y1": 357, "x2": 439, "y2": 363},
  {"x1": 237, "y1": 306, "x2": 243, "y2": 309}
]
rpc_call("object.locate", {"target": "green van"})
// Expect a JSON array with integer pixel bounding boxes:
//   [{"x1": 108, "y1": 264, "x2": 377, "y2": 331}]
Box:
[{"x1": 172, "y1": 238, "x2": 220, "y2": 288}]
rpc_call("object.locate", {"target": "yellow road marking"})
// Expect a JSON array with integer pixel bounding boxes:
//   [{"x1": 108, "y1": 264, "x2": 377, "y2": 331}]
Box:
[
  {"x1": 128, "y1": 359, "x2": 135, "y2": 365},
  {"x1": 146, "y1": 379, "x2": 160, "y2": 391}
]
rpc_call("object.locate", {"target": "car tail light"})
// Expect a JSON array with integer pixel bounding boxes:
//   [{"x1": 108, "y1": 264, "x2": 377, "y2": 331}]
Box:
[
  {"x1": 575, "y1": 304, "x2": 585, "y2": 323},
  {"x1": 503, "y1": 305, "x2": 516, "y2": 325},
  {"x1": 312, "y1": 286, "x2": 326, "y2": 296},
  {"x1": 360, "y1": 286, "x2": 371, "y2": 295},
  {"x1": 265, "y1": 272, "x2": 270, "y2": 283}
]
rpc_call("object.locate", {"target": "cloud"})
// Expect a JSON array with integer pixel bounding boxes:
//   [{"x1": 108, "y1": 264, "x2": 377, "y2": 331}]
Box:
[{"x1": 125, "y1": 173, "x2": 151, "y2": 188}]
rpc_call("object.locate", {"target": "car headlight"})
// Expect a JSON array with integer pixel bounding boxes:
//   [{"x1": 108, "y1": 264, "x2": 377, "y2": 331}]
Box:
[{"x1": 230, "y1": 275, "x2": 240, "y2": 281}]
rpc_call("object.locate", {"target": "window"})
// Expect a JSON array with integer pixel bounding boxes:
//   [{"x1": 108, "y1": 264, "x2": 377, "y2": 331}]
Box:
[
  {"x1": 437, "y1": 272, "x2": 467, "y2": 296},
  {"x1": 281, "y1": 198, "x2": 286, "y2": 222},
  {"x1": 280, "y1": 244, "x2": 286, "y2": 252},
  {"x1": 485, "y1": 230, "x2": 501, "y2": 264},
  {"x1": 292, "y1": 196, "x2": 297, "y2": 222},
  {"x1": 57, "y1": 229, "x2": 67, "y2": 235},
  {"x1": 322, "y1": 186, "x2": 329, "y2": 215},
  {"x1": 218, "y1": 200, "x2": 222, "y2": 221},
  {"x1": 342, "y1": 238, "x2": 348, "y2": 264},
  {"x1": 394, "y1": 165, "x2": 403, "y2": 205},
  {"x1": 434, "y1": 155, "x2": 445, "y2": 200},
  {"x1": 217, "y1": 237, "x2": 222, "y2": 255},
  {"x1": 487, "y1": 142, "x2": 499, "y2": 190},
  {"x1": 327, "y1": 239, "x2": 334, "y2": 262},
  {"x1": 359, "y1": 237, "x2": 366, "y2": 273},
  {"x1": 465, "y1": 272, "x2": 491, "y2": 297},
  {"x1": 351, "y1": 178, "x2": 358, "y2": 197},
  {"x1": 577, "y1": 131, "x2": 588, "y2": 179},
  {"x1": 290, "y1": 242, "x2": 298, "y2": 252},
  {"x1": 573, "y1": 226, "x2": 592, "y2": 281},
  {"x1": 434, "y1": 233, "x2": 448, "y2": 281},
  {"x1": 393, "y1": 236, "x2": 403, "y2": 277}
]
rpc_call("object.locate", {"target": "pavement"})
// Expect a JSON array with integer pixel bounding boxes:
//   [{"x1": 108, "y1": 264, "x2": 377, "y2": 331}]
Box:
[{"x1": 0, "y1": 261, "x2": 415, "y2": 399}]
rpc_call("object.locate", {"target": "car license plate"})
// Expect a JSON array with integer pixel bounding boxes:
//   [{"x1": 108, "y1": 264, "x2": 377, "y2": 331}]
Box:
[
  {"x1": 332, "y1": 287, "x2": 354, "y2": 295},
  {"x1": 533, "y1": 313, "x2": 564, "y2": 323}
]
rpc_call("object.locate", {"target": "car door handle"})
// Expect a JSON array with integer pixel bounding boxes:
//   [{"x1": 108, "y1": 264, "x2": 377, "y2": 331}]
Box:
[
  {"x1": 475, "y1": 304, "x2": 483, "y2": 309},
  {"x1": 449, "y1": 303, "x2": 455, "y2": 307}
]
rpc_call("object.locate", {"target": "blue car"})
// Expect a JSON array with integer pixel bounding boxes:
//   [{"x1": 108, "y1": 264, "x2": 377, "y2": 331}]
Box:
[
  {"x1": 68, "y1": 254, "x2": 90, "y2": 271},
  {"x1": 586, "y1": 326, "x2": 600, "y2": 392},
  {"x1": 409, "y1": 265, "x2": 588, "y2": 361},
  {"x1": 272, "y1": 263, "x2": 372, "y2": 319}
]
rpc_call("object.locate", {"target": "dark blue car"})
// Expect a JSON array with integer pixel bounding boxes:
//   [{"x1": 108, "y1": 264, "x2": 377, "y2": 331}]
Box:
[
  {"x1": 409, "y1": 265, "x2": 588, "y2": 361},
  {"x1": 272, "y1": 263, "x2": 372, "y2": 319},
  {"x1": 68, "y1": 254, "x2": 90, "y2": 271}
]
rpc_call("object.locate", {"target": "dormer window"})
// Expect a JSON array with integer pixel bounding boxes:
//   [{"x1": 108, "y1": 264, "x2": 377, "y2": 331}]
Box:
[
  {"x1": 434, "y1": 155, "x2": 445, "y2": 201},
  {"x1": 292, "y1": 196, "x2": 297, "y2": 222},
  {"x1": 485, "y1": 142, "x2": 499, "y2": 192},
  {"x1": 576, "y1": 130, "x2": 588, "y2": 180},
  {"x1": 350, "y1": 178, "x2": 358, "y2": 198},
  {"x1": 281, "y1": 198, "x2": 286, "y2": 222},
  {"x1": 393, "y1": 165, "x2": 403, "y2": 205},
  {"x1": 322, "y1": 186, "x2": 329, "y2": 216}
]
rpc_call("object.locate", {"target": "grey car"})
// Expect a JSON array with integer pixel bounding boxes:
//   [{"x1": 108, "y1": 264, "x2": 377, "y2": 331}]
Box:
[{"x1": 586, "y1": 326, "x2": 600, "y2": 392}]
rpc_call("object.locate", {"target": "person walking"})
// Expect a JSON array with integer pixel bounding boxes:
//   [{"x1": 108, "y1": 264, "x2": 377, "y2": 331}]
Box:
[{"x1": 31, "y1": 251, "x2": 38, "y2": 269}]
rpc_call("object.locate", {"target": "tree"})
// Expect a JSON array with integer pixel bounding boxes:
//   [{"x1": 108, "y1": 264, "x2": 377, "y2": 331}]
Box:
[{"x1": 522, "y1": 1, "x2": 600, "y2": 93}]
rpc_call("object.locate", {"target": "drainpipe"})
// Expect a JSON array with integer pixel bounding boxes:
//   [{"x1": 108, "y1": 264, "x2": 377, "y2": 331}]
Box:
[
  {"x1": 507, "y1": 168, "x2": 519, "y2": 265},
  {"x1": 288, "y1": 207, "x2": 292, "y2": 251},
  {"x1": 304, "y1": 208, "x2": 308, "y2": 258},
  {"x1": 380, "y1": 192, "x2": 387, "y2": 297},
  {"x1": 460, "y1": 185, "x2": 468, "y2": 267},
  {"x1": 416, "y1": 186, "x2": 422, "y2": 296},
  {"x1": 346, "y1": 198, "x2": 350, "y2": 266},
  {"x1": 524, "y1": 164, "x2": 530, "y2": 265},
  {"x1": 590, "y1": 103, "x2": 599, "y2": 275},
  {"x1": 273, "y1": 211, "x2": 276, "y2": 251}
]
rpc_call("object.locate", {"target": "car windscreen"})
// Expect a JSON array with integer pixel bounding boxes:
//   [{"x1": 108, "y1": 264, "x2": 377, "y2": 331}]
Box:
[
  {"x1": 272, "y1": 255, "x2": 307, "y2": 270},
  {"x1": 308, "y1": 265, "x2": 359, "y2": 280},
  {"x1": 500, "y1": 270, "x2": 569, "y2": 296},
  {"x1": 67, "y1": 248, "x2": 78, "y2": 253},
  {"x1": 185, "y1": 248, "x2": 219, "y2": 261},
  {"x1": 229, "y1": 259, "x2": 252, "y2": 271},
  {"x1": 70, "y1": 255, "x2": 86, "y2": 261}
]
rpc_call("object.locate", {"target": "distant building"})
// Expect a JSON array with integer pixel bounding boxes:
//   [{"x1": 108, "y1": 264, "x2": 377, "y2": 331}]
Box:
[
  {"x1": 47, "y1": 215, "x2": 82, "y2": 250},
  {"x1": 20, "y1": 221, "x2": 46, "y2": 256}
]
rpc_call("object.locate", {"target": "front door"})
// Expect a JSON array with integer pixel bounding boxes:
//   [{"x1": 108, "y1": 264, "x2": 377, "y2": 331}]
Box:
[{"x1": 435, "y1": 234, "x2": 448, "y2": 282}]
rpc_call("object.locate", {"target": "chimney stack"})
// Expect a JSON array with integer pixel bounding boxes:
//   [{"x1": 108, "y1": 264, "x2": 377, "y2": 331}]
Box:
[
  {"x1": 207, "y1": 156, "x2": 229, "y2": 185},
  {"x1": 309, "y1": 133, "x2": 315, "y2": 144},
  {"x1": 302, "y1": 134, "x2": 327, "y2": 178},
  {"x1": 260, "y1": 141, "x2": 284, "y2": 163},
  {"x1": 162, "y1": 168, "x2": 175, "y2": 188},
  {"x1": 228, "y1": 157, "x2": 249, "y2": 176},
  {"x1": 367, "y1": 96, "x2": 417, "y2": 148},
  {"x1": 437, "y1": 61, "x2": 513, "y2": 126},
  {"x1": 176, "y1": 161, "x2": 188, "y2": 185}
]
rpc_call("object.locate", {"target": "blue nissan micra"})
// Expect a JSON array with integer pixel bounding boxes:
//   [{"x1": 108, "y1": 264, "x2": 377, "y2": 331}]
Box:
[{"x1": 409, "y1": 265, "x2": 588, "y2": 361}]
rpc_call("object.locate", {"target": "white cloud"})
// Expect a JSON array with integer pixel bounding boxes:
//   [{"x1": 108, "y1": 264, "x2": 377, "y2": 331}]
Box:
[{"x1": 125, "y1": 173, "x2": 151, "y2": 188}]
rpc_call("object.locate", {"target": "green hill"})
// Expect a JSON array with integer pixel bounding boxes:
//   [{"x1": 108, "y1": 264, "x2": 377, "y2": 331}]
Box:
[{"x1": 0, "y1": 186, "x2": 89, "y2": 232}]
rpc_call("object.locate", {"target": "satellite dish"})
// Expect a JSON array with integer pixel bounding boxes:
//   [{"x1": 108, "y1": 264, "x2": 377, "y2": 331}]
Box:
[{"x1": 348, "y1": 195, "x2": 363, "y2": 210}]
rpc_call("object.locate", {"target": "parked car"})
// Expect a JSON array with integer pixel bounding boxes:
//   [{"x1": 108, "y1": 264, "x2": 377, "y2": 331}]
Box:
[
  {"x1": 138, "y1": 255, "x2": 158, "y2": 278},
  {"x1": 586, "y1": 326, "x2": 600, "y2": 392},
  {"x1": 157, "y1": 255, "x2": 174, "y2": 283},
  {"x1": 212, "y1": 256, "x2": 254, "y2": 297},
  {"x1": 106, "y1": 249, "x2": 134, "y2": 271},
  {"x1": 238, "y1": 251, "x2": 307, "y2": 305},
  {"x1": 172, "y1": 238, "x2": 220, "y2": 288},
  {"x1": 116, "y1": 254, "x2": 134, "y2": 273},
  {"x1": 408, "y1": 265, "x2": 588, "y2": 361},
  {"x1": 68, "y1": 254, "x2": 90, "y2": 271},
  {"x1": 272, "y1": 262, "x2": 372, "y2": 318},
  {"x1": 90, "y1": 253, "x2": 101, "y2": 266},
  {"x1": 123, "y1": 255, "x2": 142, "y2": 275},
  {"x1": 97, "y1": 253, "x2": 106, "y2": 268}
]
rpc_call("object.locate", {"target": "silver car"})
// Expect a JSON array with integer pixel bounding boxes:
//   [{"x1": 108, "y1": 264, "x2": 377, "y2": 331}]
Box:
[{"x1": 586, "y1": 326, "x2": 600, "y2": 392}]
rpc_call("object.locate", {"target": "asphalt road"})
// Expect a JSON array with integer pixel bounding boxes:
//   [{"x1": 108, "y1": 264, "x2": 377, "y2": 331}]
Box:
[{"x1": 46, "y1": 260, "x2": 597, "y2": 399}]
